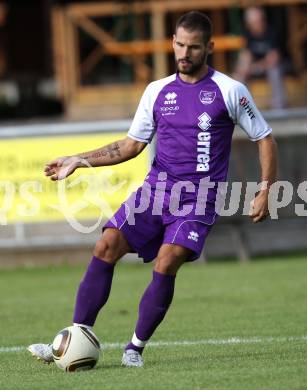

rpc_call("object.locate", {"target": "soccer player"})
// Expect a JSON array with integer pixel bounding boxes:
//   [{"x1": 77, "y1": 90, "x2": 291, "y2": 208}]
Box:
[{"x1": 28, "y1": 11, "x2": 277, "y2": 367}]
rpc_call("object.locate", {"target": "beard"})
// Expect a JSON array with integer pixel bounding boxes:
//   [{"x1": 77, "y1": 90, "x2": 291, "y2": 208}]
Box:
[{"x1": 175, "y1": 53, "x2": 207, "y2": 75}]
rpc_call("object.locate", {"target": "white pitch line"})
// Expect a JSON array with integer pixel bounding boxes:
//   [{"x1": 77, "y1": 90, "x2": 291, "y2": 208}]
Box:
[
  {"x1": 0, "y1": 335, "x2": 306, "y2": 353},
  {"x1": 0, "y1": 346, "x2": 25, "y2": 352}
]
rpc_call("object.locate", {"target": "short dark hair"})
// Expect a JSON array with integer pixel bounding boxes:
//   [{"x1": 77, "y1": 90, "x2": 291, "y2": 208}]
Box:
[{"x1": 175, "y1": 11, "x2": 213, "y2": 42}]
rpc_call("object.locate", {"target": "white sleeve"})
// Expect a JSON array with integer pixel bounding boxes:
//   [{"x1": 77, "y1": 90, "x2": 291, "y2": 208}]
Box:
[
  {"x1": 128, "y1": 83, "x2": 156, "y2": 144},
  {"x1": 227, "y1": 82, "x2": 272, "y2": 141}
]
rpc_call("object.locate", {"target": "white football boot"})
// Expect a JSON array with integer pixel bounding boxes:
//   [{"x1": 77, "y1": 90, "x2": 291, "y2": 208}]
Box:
[
  {"x1": 121, "y1": 349, "x2": 144, "y2": 367},
  {"x1": 27, "y1": 343, "x2": 54, "y2": 364}
]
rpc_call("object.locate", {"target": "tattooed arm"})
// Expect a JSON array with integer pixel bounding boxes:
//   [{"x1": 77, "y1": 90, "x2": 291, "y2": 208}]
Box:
[
  {"x1": 77, "y1": 137, "x2": 146, "y2": 167},
  {"x1": 44, "y1": 136, "x2": 146, "y2": 181}
]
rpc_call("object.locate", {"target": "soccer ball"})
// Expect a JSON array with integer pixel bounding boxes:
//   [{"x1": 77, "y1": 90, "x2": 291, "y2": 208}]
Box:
[{"x1": 52, "y1": 326, "x2": 100, "y2": 372}]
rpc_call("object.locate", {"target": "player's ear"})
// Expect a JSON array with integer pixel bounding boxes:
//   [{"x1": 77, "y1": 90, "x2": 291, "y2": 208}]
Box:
[
  {"x1": 207, "y1": 40, "x2": 214, "y2": 54},
  {"x1": 172, "y1": 34, "x2": 177, "y2": 49}
]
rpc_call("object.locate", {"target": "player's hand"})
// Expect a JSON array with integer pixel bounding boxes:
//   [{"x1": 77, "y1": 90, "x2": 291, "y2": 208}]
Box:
[
  {"x1": 44, "y1": 156, "x2": 82, "y2": 181},
  {"x1": 249, "y1": 191, "x2": 269, "y2": 223}
]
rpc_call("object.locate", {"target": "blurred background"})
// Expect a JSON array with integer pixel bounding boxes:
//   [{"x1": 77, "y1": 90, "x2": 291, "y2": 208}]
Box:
[
  {"x1": 0, "y1": 0, "x2": 307, "y2": 266},
  {"x1": 0, "y1": 0, "x2": 307, "y2": 119}
]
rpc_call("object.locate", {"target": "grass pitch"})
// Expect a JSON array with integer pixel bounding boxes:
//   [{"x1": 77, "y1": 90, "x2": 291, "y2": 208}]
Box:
[{"x1": 0, "y1": 254, "x2": 306, "y2": 390}]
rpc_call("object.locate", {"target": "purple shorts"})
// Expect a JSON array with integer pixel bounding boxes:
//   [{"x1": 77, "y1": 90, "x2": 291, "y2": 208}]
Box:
[{"x1": 103, "y1": 183, "x2": 216, "y2": 262}]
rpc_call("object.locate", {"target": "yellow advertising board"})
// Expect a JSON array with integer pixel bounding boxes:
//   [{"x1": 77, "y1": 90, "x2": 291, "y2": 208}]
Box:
[{"x1": 0, "y1": 133, "x2": 149, "y2": 224}]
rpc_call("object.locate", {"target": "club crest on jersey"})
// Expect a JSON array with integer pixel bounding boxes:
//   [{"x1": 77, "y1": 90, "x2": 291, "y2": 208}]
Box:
[{"x1": 199, "y1": 91, "x2": 216, "y2": 105}]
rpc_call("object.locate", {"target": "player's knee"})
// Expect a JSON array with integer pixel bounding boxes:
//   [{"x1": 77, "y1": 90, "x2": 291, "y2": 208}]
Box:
[
  {"x1": 154, "y1": 255, "x2": 183, "y2": 275},
  {"x1": 94, "y1": 229, "x2": 128, "y2": 264}
]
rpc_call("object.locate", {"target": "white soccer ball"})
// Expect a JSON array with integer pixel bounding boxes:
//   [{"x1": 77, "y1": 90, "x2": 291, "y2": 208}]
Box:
[{"x1": 52, "y1": 326, "x2": 100, "y2": 372}]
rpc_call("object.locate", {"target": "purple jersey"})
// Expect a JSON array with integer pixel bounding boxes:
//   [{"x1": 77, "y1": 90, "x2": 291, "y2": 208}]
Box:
[
  {"x1": 104, "y1": 68, "x2": 272, "y2": 261},
  {"x1": 128, "y1": 67, "x2": 271, "y2": 186}
]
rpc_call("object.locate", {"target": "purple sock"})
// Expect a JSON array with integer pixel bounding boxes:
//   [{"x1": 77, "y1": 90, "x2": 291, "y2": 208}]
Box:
[
  {"x1": 126, "y1": 271, "x2": 175, "y2": 354},
  {"x1": 73, "y1": 256, "x2": 114, "y2": 326}
]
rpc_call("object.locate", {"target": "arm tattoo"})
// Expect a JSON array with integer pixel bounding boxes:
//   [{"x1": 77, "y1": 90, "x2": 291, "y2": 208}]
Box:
[
  {"x1": 83, "y1": 142, "x2": 121, "y2": 160},
  {"x1": 106, "y1": 142, "x2": 121, "y2": 158}
]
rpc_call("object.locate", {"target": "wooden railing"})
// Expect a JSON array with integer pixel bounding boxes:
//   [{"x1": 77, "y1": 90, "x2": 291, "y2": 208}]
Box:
[{"x1": 51, "y1": 0, "x2": 307, "y2": 118}]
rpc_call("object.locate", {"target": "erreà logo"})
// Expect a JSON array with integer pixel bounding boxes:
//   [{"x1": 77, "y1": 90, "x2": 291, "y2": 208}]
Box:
[
  {"x1": 239, "y1": 97, "x2": 255, "y2": 119},
  {"x1": 164, "y1": 92, "x2": 177, "y2": 105},
  {"x1": 188, "y1": 231, "x2": 199, "y2": 242}
]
